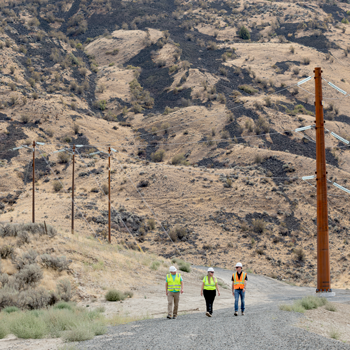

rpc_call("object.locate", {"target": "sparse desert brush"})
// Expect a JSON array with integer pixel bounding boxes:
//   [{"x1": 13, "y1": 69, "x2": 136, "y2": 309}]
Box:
[
  {"x1": 254, "y1": 154, "x2": 263, "y2": 164},
  {"x1": 102, "y1": 184, "x2": 109, "y2": 195},
  {"x1": 219, "y1": 67, "x2": 227, "y2": 76},
  {"x1": 53, "y1": 181, "x2": 63, "y2": 192},
  {"x1": 302, "y1": 57, "x2": 310, "y2": 65},
  {"x1": 207, "y1": 41, "x2": 218, "y2": 50},
  {"x1": 73, "y1": 124, "x2": 79, "y2": 134},
  {"x1": 147, "y1": 218, "x2": 156, "y2": 230},
  {"x1": 150, "y1": 261, "x2": 161, "y2": 270},
  {"x1": 238, "y1": 85, "x2": 257, "y2": 95},
  {"x1": 253, "y1": 101, "x2": 263, "y2": 110},
  {"x1": 169, "y1": 225, "x2": 187, "y2": 242},
  {"x1": 20, "y1": 115, "x2": 30, "y2": 124},
  {"x1": 293, "y1": 248, "x2": 305, "y2": 262},
  {"x1": 151, "y1": 149, "x2": 165, "y2": 162},
  {"x1": 252, "y1": 219, "x2": 265, "y2": 233},
  {"x1": 264, "y1": 96, "x2": 272, "y2": 107},
  {"x1": 292, "y1": 67, "x2": 300, "y2": 75},
  {"x1": 217, "y1": 93, "x2": 226, "y2": 104},
  {"x1": 238, "y1": 25, "x2": 250, "y2": 40},
  {"x1": 58, "y1": 152, "x2": 70, "y2": 163},
  {"x1": 105, "y1": 289, "x2": 126, "y2": 302},
  {"x1": 171, "y1": 153, "x2": 188, "y2": 165},
  {"x1": 254, "y1": 116, "x2": 269, "y2": 134}
]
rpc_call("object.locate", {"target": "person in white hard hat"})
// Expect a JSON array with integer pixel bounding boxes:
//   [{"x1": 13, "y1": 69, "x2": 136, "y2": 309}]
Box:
[
  {"x1": 165, "y1": 266, "x2": 183, "y2": 319},
  {"x1": 200, "y1": 267, "x2": 220, "y2": 317},
  {"x1": 232, "y1": 262, "x2": 247, "y2": 316}
]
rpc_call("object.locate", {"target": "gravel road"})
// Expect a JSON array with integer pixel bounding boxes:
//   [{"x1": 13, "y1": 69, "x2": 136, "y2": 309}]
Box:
[{"x1": 78, "y1": 267, "x2": 350, "y2": 350}]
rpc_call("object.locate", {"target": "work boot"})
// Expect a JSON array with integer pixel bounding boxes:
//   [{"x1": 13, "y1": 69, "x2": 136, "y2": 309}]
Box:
[
  {"x1": 234, "y1": 311, "x2": 238, "y2": 316},
  {"x1": 167, "y1": 315, "x2": 172, "y2": 319},
  {"x1": 206, "y1": 312, "x2": 210, "y2": 317},
  {"x1": 241, "y1": 311, "x2": 245, "y2": 316},
  {"x1": 172, "y1": 316, "x2": 177, "y2": 319}
]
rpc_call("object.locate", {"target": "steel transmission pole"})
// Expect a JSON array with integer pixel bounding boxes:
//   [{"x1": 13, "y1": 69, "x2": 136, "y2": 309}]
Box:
[
  {"x1": 314, "y1": 67, "x2": 331, "y2": 292},
  {"x1": 32, "y1": 141, "x2": 36, "y2": 223},
  {"x1": 72, "y1": 145, "x2": 75, "y2": 234},
  {"x1": 108, "y1": 147, "x2": 111, "y2": 243}
]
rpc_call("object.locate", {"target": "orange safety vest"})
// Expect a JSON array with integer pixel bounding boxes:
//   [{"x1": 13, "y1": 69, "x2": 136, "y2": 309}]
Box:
[{"x1": 233, "y1": 272, "x2": 246, "y2": 289}]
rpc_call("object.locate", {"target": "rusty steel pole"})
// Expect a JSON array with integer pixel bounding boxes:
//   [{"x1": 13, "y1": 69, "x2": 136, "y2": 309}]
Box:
[
  {"x1": 108, "y1": 147, "x2": 111, "y2": 243},
  {"x1": 72, "y1": 145, "x2": 75, "y2": 234},
  {"x1": 32, "y1": 141, "x2": 35, "y2": 223},
  {"x1": 314, "y1": 67, "x2": 331, "y2": 292}
]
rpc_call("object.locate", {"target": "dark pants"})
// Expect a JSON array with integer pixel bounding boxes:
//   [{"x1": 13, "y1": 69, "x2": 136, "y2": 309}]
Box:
[{"x1": 203, "y1": 289, "x2": 216, "y2": 314}]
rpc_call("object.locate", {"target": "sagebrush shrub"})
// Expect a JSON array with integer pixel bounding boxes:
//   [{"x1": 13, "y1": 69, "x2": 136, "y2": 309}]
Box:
[
  {"x1": 40, "y1": 255, "x2": 70, "y2": 272},
  {"x1": 56, "y1": 279, "x2": 71, "y2": 302},
  {"x1": 0, "y1": 245, "x2": 14, "y2": 259},
  {"x1": 17, "y1": 287, "x2": 50, "y2": 310},
  {"x1": 15, "y1": 264, "x2": 43, "y2": 290},
  {"x1": 105, "y1": 289, "x2": 125, "y2": 302},
  {"x1": 252, "y1": 219, "x2": 265, "y2": 233},
  {"x1": 15, "y1": 250, "x2": 38, "y2": 270},
  {"x1": 58, "y1": 152, "x2": 70, "y2": 164},
  {"x1": 52, "y1": 181, "x2": 63, "y2": 192},
  {"x1": 151, "y1": 149, "x2": 165, "y2": 162}
]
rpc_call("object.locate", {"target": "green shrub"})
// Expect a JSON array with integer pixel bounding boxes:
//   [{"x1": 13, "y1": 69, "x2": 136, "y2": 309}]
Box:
[
  {"x1": 238, "y1": 85, "x2": 257, "y2": 95},
  {"x1": 62, "y1": 326, "x2": 95, "y2": 342},
  {"x1": 9, "y1": 311, "x2": 47, "y2": 339},
  {"x1": 105, "y1": 289, "x2": 125, "y2": 302},
  {"x1": 238, "y1": 25, "x2": 250, "y2": 40},
  {"x1": 0, "y1": 322, "x2": 8, "y2": 339},
  {"x1": 53, "y1": 181, "x2": 63, "y2": 192},
  {"x1": 53, "y1": 301, "x2": 73, "y2": 311},
  {"x1": 150, "y1": 261, "x2": 161, "y2": 270},
  {"x1": 123, "y1": 291, "x2": 133, "y2": 299},
  {"x1": 325, "y1": 303, "x2": 337, "y2": 312},
  {"x1": 147, "y1": 218, "x2": 156, "y2": 230},
  {"x1": 280, "y1": 296, "x2": 328, "y2": 313},
  {"x1": 341, "y1": 17, "x2": 349, "y2": 24},
  {"x1": 151, "y1": 149, "x2": 165, "y2": 162},
  {"x1": 58, "y1": 152, "x2": 70, "y2": 164},
  {"x1": 3, "y1": 306, "x2": 19, "y2": 314},
  {"x1": 299, "y1": 296, "x2": 327, "y2": 310},
  {"x1": 178, "y1": 261, "x2": 191, "y2": 273},
  {"x1": 171, "y1": 154, "x2": 188, "y2": 165}
]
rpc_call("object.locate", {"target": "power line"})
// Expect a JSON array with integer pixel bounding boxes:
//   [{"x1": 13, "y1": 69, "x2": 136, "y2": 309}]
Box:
[
  {"x1": 36, "y1": 147, "x2": 102, "y2": 243},
  {"x1": 75, "y1": 148, "x2": 144, "y2": 252},
  {"x1": 111, "y1": 153, "x2": 185, "y2": 259}
]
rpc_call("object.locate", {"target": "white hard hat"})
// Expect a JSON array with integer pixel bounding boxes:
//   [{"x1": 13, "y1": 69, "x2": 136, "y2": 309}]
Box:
[
  {"x1": 169, "y1": 266, "x2": 177, "y2": 272},
  {"x1": 235, "y1": 262, "x2": 243, "y2": 268},
  {"x1": 207, "y1": 267, "x2": 214, "y2": 272}
]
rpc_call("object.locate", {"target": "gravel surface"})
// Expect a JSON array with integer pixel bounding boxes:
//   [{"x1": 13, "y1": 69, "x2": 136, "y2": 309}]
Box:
[
  {"x1": 77, "y1": 267, "x2": 350, "y2": 350},
  {"x1": 78, "y1": 304, "x2": 350, "y2": 350}
]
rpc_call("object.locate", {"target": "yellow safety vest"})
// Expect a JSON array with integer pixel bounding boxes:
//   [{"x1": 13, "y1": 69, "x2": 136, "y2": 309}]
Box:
[
  {"x1": 203, "y1": 276, "x2": 217, "y2": 290},
  {"x1": 233, "y1": 272, "x2": 246, "y2": 289},
  {"x1": 167, "y1": 273, "x2": 182, "y2": 292}
]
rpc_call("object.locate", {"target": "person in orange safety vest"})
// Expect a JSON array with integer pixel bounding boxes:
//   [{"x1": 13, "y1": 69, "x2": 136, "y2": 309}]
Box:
[{"x1": 232, "y1": 262, "x2": 247, "y2": 316}]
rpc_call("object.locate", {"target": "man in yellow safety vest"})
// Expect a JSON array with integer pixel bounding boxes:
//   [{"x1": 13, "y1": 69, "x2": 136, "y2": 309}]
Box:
[
  {"x1": 165, "y1": 266, "x2": 184, "y2": 319},
  {"x1": 232, "y1": 262, "x2": 247, "y2": 316}
]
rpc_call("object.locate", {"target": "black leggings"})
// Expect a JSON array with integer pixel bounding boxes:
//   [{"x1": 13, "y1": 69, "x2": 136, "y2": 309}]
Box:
[{"x1": 203, "y1": 289, "x2": 216, "y2": 314}]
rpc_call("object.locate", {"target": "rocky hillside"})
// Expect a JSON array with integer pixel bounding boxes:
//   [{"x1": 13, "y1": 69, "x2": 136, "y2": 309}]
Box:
[{"x1": 0, "y1": 0, "x2": 350, "y2": 290}]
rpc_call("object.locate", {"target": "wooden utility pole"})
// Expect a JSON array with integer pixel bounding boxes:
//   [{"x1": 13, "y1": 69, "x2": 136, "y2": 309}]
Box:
[
  {"x1": 72, "y1": 145, "x2": 75, "y2": 234},
  {"x1": 314, "y1": 67, "x2": 331, "y2": 292},
  {"x1": 32, "y1": 141, "x2": 35, "y2": 223},
  {"x1": 108, "y1": 147, "x2": 111, "y2": 243}
]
